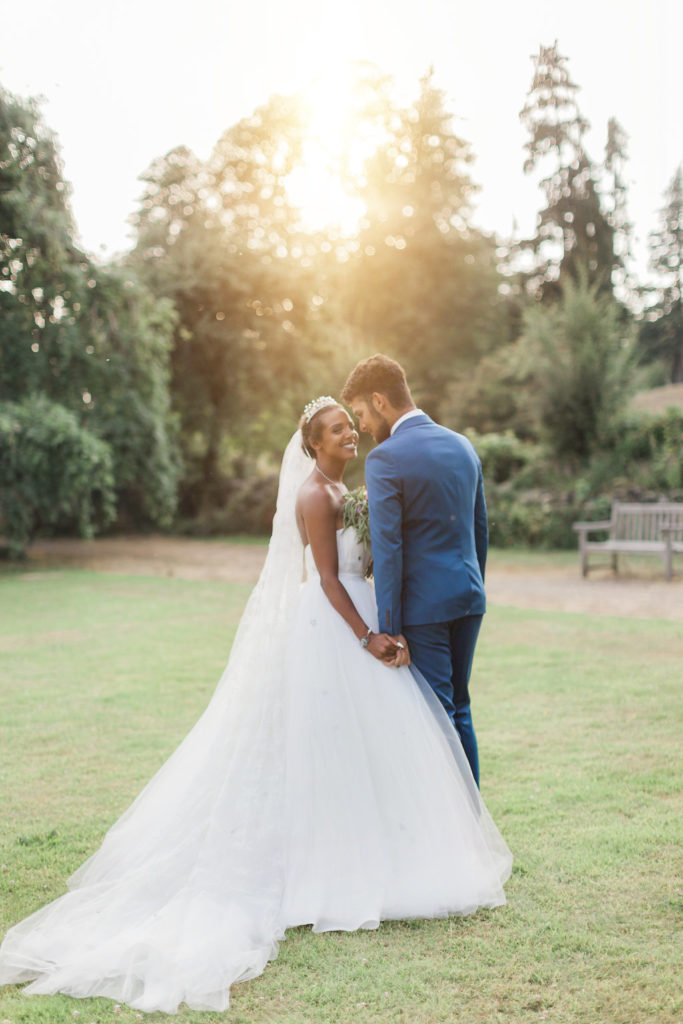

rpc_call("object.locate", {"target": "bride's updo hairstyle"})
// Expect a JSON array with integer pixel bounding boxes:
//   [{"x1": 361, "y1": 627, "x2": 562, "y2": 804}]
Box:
[{"x1": 299, "y1": 396, "x2": 343, "y2": 458}]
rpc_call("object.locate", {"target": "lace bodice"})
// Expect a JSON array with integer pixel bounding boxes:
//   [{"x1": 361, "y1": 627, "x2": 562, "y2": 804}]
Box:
[{"x1": 304, "y1": 527, "x2": 371, "y2": 580}]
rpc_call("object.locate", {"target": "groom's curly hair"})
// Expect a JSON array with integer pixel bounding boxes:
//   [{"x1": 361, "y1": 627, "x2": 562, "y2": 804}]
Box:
[{"x1": 341, "y1": 354, "x2": 412, "y2": 408}]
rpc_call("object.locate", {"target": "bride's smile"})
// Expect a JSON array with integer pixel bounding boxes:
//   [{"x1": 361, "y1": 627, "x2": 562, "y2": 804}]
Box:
[{"x1": 309, "y1": 407, "x2": 359, "y2": 468}]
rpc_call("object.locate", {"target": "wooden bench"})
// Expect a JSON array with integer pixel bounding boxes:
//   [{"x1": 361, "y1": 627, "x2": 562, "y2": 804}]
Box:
[{"x1": 572, "y1": 501, "x2": 683, "y2": 580}]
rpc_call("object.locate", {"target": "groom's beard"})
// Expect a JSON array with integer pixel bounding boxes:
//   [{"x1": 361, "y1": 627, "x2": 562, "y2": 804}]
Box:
[{"x1": 372, "y1": 414, "x2": 391, "y2": 444}]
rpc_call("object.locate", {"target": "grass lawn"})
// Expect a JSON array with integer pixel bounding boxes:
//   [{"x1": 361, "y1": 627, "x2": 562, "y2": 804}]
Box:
[
  {"x1": 488, "y1": 547, "x2": 579, "y2": 571},
  {"x1": 0, "y1": 570, "x2": 681, "y2": 1024}
]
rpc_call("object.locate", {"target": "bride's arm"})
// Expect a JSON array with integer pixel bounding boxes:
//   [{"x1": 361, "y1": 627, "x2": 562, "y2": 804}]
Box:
[{"x1": 302, "y1": 488, "x2": 399, "y2": 662}]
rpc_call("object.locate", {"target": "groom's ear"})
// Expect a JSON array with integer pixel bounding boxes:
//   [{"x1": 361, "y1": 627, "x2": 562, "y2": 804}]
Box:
[{"x1": 371, "y1": 392, "x2": 388, "y2": 414}]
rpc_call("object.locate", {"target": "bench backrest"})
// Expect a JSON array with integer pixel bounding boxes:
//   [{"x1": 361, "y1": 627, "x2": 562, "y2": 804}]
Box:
[{"x1": 612, "y1": 502, "x2": 683, "y2": 541}]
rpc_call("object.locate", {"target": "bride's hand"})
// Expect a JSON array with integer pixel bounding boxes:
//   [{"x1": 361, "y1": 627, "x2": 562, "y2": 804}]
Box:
[
  {"x1": 384, "y1": 634, "x2": 410, "y2": 668},
  {"x1": 367, "y1": 632, "x2": 400, "y2": 662}
]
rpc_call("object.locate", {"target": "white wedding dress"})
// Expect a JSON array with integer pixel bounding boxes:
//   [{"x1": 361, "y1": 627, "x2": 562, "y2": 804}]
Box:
[{"x1": 0, "y1": 433, "x2": 512, "y2": 1014}]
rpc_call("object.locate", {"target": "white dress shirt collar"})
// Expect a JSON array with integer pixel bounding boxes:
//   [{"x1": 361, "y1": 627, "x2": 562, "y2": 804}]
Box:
[{"x1": 390, "y1": 408, "x2": 424, "y2": 435}]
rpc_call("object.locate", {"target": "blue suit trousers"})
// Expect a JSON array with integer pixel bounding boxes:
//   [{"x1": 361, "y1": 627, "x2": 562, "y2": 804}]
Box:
[{"x1": 403, "y1": 615, "x2": 482, "y2": 786}]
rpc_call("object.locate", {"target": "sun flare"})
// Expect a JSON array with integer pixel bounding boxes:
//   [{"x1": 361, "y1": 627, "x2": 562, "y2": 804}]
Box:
[{"x1": 285, "y1": 65, "x2": 387, "y2": 234}]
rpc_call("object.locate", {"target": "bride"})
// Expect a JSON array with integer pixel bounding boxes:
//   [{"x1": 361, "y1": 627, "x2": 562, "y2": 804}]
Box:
[{"x1": 0, "y1": 397, "x2": 512, "y2": 1014}]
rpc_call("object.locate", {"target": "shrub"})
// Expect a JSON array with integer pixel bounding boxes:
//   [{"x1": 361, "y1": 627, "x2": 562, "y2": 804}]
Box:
[
  {"x1": 482, "y1": 410, "x2": 683, "y2": 548},
  {"x1": 0, "y1": 396, "x2": 115, "y2": 557},
  {"x1": 466, "y1": 429, "x2": 539, "y2": 483},
  {"x1": 486, "y1": 489, "x2": 612, "y2": 549},
  {"x1": 178, "y1": 472, "x2": 278, "y2": 537}
]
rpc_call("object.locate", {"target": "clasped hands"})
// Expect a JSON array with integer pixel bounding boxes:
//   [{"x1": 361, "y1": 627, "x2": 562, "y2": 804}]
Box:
[{"x1": 366, "y1": 632, "x2": 410, "y2": 668}]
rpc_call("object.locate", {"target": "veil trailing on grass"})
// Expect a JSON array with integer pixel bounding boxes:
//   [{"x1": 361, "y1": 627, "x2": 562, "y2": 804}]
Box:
[{"x1": 0, "y1": 431, "x2": 315, "y2": 1013}]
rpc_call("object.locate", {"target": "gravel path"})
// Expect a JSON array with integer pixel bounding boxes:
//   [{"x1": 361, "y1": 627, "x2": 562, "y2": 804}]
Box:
[{"x1": 20, "y1": 535, "x2": 683, "y2": 623}]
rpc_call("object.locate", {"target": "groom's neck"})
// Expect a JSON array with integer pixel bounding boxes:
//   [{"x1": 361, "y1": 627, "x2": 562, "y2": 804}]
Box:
[{"x1": 383, "y1": 402, "x2": 416, "y2": 431}]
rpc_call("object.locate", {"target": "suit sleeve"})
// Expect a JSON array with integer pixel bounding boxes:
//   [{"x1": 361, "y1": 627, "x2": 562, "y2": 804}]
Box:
[
  {"x1": 474, "y1": 459, "x2": 488, "y2": 582},
  {"x1": 365, "y1": 445, "x2": 403, "y2": 635}
]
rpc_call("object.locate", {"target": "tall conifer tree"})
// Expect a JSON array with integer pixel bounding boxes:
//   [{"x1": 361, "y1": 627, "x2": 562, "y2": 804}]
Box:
[
  {"x1": 519, "y1": 42, "x2": 615, "y2": 298},
  {"x1": 640, "y1": 166, "x2": 683, "y2": 382}
]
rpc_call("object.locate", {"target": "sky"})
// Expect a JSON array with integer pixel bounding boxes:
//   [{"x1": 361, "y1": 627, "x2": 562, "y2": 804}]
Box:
[{"x1": 2, "y1": 0, "x2": 681, "y2": 282}]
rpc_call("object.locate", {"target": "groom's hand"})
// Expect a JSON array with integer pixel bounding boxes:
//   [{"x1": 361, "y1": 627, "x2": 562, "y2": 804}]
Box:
[
  {"x1": 367, "y1": 632, "x2": 400, "y2": 662},
  {"x1": 384, "y1": 634, "x2": 410, "y2": 668}
]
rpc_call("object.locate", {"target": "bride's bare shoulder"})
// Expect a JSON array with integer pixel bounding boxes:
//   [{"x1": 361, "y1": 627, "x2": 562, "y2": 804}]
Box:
[
  {"x1": 296, "y1": 475, "x2": 337, "y2": 541},
  {"x1": 296, "y1": 475, "x2": 333, "y2": 516}
]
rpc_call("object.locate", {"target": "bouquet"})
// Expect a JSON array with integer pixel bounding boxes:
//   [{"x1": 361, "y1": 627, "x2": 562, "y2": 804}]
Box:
[{"x1": 341, "y1": 486, "x2": 372, "y2": 576}]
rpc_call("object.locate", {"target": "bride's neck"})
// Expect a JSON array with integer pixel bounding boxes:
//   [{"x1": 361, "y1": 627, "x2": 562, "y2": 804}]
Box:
[{"x1": 315, "y1": 456, "x2": 345, "y2": 485}]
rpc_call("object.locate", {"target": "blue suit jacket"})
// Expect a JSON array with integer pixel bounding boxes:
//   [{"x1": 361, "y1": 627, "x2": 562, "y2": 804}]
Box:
[{"x1": 365, "y1": 414, "x2": 487, "y2": 635}]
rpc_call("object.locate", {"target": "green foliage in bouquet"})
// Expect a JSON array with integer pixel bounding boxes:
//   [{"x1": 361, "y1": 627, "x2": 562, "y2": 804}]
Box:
[{"x1": 342, "y1": 485, "x2": 371, "y2": 558}]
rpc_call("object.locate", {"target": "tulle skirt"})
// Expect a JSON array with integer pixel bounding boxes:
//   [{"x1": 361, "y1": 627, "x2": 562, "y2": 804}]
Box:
[
  {"x1": 0, "y1": 573, "x2": 511, "y2": 1013},
  {"x1": 282, "y1": 573, "x2": 511, "y2": 929}
]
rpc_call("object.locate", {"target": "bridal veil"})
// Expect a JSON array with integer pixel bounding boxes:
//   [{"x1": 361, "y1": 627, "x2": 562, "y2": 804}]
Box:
[{"x1": 0, "y1": 431, "x2": 314, "y2": 1012}]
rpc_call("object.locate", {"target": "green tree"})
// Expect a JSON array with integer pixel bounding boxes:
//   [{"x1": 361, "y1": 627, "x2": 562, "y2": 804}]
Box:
[
  {"x1": 520, "y1": 275, "x2": 634, "y2": 460},
  {"x1": 518, "y1": 42, "x2": 617, "y2": 299},
  {"x1": 207, "y1": 94, "x2": 306, "y2": 255},
  {"x1": 0, "y1": 396, "x2": 115, "y2": 556},
  {"x1": 442, "y1": 341, "x2": 537, "y2": 440},
  {"x1": 130, "y1": 97, "x2": 344, "y2": 514},
  {"x1": 603, "y1": 117, "x2": 634, "y2": 301},
  {"x1": 639, "y1": 166, "x2": 683, "y2": 383},
  {"x1": 79, "y1": 266, "x2": 180, "y2": 526},
  {"x1": 0, "y1": 85, "x2": 86, "y2": 394},
  {"x1": 0, "y1": 85, "x2": 179, "y2": 528},
  {"x1": 339, "y1": 69, "x2": 507, "y2": 418}
]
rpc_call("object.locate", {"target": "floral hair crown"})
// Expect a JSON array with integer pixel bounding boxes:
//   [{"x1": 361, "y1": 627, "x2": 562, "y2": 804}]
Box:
[{"x1": 302, "y1": 395, "x2": 338, "y2": 423}]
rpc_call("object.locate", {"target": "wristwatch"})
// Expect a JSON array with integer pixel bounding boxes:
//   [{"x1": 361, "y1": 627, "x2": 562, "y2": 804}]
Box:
[{"x1": 360, "y1": 627, "x2": 372, "y2": 649}]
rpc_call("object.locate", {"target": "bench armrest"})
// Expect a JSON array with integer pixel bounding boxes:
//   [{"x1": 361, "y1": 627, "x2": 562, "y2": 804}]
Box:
[{"x1": 572, "y1": 520, "x2": 612, "y2": 534}]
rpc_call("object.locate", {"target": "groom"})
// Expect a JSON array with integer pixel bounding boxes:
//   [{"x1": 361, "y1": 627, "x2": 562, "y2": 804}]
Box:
[{"x1": 341, "y1": 354, "x2": 487, "y2": 785}]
